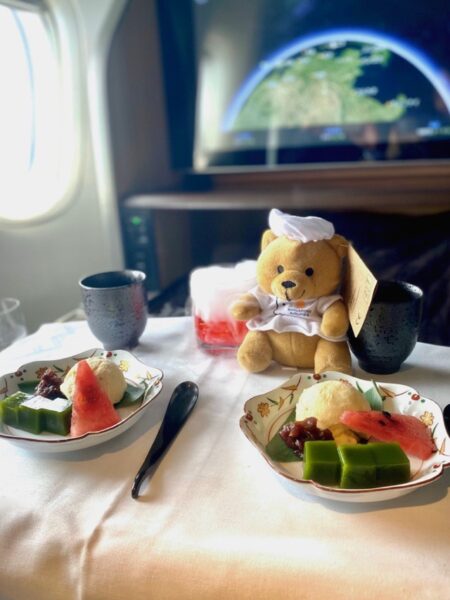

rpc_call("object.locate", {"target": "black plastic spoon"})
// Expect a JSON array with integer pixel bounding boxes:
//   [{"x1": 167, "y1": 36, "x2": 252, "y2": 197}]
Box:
[
  {"x1": 444, "y1": 404, "x2": 450, "y2": 439},
  {"x1": 131, "y1": 381, "x2": 199, "y2": 499}
]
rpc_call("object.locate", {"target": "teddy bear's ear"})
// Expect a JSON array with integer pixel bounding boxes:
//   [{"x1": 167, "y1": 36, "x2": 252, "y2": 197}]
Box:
[
  {"x1": 261, "y1": 229, "x2": 277, "y2": 251},
  {"x1": 327, "y1": 234, "x2": 348, "y2": 258}
]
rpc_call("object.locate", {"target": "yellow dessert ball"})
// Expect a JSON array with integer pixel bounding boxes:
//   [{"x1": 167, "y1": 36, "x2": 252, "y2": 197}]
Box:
[
  {"x1": 61, "y1": 357, "x2": 127, "y2": 405},
  {"x1": 295, "y1": 379, "x2": 370, "y2": 430}
]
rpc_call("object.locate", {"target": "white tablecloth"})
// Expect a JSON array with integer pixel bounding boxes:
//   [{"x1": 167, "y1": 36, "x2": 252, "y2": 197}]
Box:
[{"x1": 0, "y1": 318, "x2": 449, "y2": 600}]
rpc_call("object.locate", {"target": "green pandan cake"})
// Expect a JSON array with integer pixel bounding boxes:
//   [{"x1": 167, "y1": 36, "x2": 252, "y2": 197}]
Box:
[
  {"x1": 0, "y1": 392, "x2": 72, "y2": 436},
  {"x1": 303, "y1": 440, "x2": 410, "y2": 488}
]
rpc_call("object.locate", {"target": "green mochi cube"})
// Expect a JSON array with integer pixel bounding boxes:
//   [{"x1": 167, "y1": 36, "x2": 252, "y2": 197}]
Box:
[
  {"x1": 0, "y1": 392, "x2": 28, "y2": 428},
  {"x1": 369, "y1": 442, "x2": 410, "y2": 486},
  {"x1": 19, "y1": 396, "x2": 72, "y2": 435},
  {"x1": 18, "y1": 401, "x2": 42, "y2": 434},
  {"x1": 303, "y1": 441, "x2": 341, "y2": 486},
  {"x1": 301, "y1": 441, "x2": 411, "y2": 489},
  {"x1": 0, "y1": 392, "x2": 71, "y2": 436},
  {"x1": 338, "y1": 444, "x2": 377, "y2": 489},
  {"x1": 43, "y1": 406, "x2": 72, "y2": 436}
]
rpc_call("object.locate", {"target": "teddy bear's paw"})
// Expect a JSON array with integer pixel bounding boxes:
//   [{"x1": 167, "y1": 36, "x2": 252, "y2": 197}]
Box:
[
  {"x1": 320, "y1": 302, "x2": 349, "y2": 338},
  {"x1": 320, "y1": 323, "x2": 348, "y2": 339},
  {"x1": 314, "y1": 340, "x2": 352, "y2": 375},
  {"x1": 237, "y1": 332, "x2": 272, "y2": 372},
  {"x1": 230, "y1": 296, "x2": 261, "y2": 321}
]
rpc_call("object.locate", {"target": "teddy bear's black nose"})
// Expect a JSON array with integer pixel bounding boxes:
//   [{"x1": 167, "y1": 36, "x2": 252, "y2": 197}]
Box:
[{"x1": 281, "y1": 280, "x2": 296, "y2": 289}]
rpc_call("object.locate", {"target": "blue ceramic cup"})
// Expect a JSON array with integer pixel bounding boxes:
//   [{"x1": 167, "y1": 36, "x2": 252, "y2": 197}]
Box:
[
  {"x1": 348, "y1": 280, "x2": 423, "y2": 374},
  {"x1": 79, "y1": 270, "x2": 148, "y2": 350}
]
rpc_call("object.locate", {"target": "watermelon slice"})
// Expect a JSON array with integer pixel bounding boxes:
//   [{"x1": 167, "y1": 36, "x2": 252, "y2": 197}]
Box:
[
  {"x1": 70, "y1": 360, "x2": 121, "y2": 437},
  {"x1": 340, "y1": 410, "x2": 436, "y2": 460}
]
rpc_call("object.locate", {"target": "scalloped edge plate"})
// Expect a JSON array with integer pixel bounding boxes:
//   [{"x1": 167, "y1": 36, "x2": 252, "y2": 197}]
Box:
[
  {"x1": 240, "y1": 371, "x2": 450, "y2": 503},
  {"x1": 0, "y1": 348, "x2": 163, "y2": 452}
]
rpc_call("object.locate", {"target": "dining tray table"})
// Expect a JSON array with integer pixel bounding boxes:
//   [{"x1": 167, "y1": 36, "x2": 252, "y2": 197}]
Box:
[{"x1": 0, "y1": 317, "x2": 449, "y2": 600}]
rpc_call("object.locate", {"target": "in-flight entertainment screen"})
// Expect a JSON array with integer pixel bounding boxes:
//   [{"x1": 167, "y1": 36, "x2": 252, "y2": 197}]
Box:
[{"x1": 158, "y1": 0, "x2": 450, "y2": 171}]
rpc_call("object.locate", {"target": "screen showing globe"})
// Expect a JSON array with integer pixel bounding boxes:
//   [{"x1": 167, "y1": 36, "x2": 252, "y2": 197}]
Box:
[{"x1": 158, "y1": 0, "x2": 450, "y2": 171}]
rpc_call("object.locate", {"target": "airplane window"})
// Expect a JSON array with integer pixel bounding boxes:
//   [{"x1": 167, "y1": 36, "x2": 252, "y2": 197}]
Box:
[{"x1": 0, "y1": 3, "x2": 77, "y2": 223}]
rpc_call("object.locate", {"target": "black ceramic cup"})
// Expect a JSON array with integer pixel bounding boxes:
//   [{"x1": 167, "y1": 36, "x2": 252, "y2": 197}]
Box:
[
  {"x1": 79, "y1": 270, "x2": 148, "y2": 350},
  {"x1": 347, "y1": 280, "x2": 423, "y2": 374}
]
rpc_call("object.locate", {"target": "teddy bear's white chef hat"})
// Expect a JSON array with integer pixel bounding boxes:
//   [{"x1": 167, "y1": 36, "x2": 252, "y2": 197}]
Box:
[{"x1": 269, "y1": 209, "x2": 334, "y2": 242}]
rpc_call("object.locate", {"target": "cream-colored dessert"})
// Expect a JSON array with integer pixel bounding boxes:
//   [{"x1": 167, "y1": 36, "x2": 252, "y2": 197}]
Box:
[
  {"x1": 295, "y1": 380, "x2": 370, "y2": 430},
  {"x1": 61, "y1": 357, "x2": 127, "y2": 405}
]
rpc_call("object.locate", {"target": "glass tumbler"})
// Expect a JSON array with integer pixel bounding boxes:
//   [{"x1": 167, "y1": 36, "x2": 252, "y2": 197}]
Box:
[
  {"x1": 190, "y1": 261, "x2": 257, "y2": 351},
  {"x1": 0, "y1": 298, "x2": 27, "y2": 351}
]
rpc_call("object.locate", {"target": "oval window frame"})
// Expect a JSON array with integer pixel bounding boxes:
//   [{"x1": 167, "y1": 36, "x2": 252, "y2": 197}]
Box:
[{"x1": 0, "y1": 0, "x2": 83, "y2": 227}]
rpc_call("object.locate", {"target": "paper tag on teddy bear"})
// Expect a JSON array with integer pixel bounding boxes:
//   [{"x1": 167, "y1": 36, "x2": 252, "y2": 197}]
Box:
[{"x1": 344, "y1": 245, "x2": 378, "y2": 337}]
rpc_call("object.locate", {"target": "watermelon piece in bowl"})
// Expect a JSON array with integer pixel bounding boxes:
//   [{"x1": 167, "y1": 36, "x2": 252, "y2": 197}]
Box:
[
  {"x1": 340, "y1": 410, "x2": 437, "y2": 460},
  {"x1": 71, "y1": 360, "x2": 121, "y2": 437}
]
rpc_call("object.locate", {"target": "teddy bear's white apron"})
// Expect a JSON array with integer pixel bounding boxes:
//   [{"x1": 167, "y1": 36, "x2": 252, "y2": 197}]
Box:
[{"x1": 246, "y1": 286, "x2": 347, "y2": 342}]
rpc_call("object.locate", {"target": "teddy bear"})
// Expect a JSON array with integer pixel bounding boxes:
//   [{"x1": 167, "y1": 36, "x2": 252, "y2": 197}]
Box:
[{"x1": 230, "y1": 209, "x2": 352, "y2": 374}]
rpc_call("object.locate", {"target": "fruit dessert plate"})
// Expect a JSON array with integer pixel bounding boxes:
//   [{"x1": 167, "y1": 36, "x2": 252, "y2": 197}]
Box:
[
  {"x1": 239, "y1": 371, "x2": 450, "y2": 503},
  {"x1": 0, "y1": 348, "x2": 163, "y2": 452}
]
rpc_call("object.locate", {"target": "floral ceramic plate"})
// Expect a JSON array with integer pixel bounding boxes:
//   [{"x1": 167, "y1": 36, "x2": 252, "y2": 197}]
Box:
[
  {"x1": 0, "y1": 348, "x2": 163, "y2": 452},
  {"x1": 240, "y1": 371, "x2": 450, "y2": 503}
]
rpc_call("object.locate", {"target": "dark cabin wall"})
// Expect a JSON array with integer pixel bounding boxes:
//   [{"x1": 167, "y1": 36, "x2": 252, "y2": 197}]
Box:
[{"x1": 106, "y1": 0, "x2": 179, "y2": 197}]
